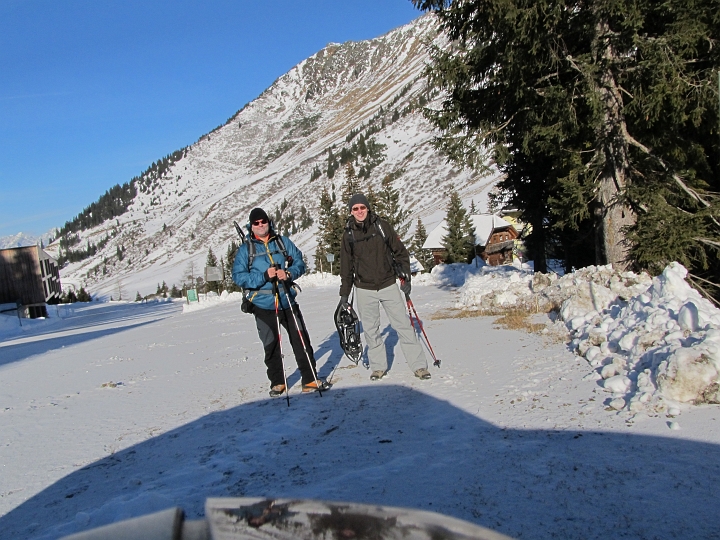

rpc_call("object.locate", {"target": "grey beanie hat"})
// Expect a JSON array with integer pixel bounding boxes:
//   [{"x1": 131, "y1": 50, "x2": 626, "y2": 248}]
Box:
[{"x1": 348, "y1": 193, "x2": 371, "y2": 212}]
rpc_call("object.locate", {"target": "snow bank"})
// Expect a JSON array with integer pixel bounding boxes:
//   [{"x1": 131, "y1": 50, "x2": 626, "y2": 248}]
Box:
[
  {"x1": 454, "y1": 260, "x2": 720, "y2": 414},
  {"x1": 182, "y1": 290, "x2": 243, "y2": 313},
  {"x1": 295, "y1": 272, "x2": 341, "y2": 288},
  {"x1": 180, "y1": 274, "x2": 339, "y2": 314},
  {"x1": 413, "y1": 259, "x2": 488, "y2": 287},
  {"x1": 571, "y1": 263, "x2": 720, "y2": 413}
]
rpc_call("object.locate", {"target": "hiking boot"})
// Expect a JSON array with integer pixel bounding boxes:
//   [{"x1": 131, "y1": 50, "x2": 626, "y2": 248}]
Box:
[
  {"x1": 370, "y1": 370, "x2": 386, "y2": 381},
  {"x1": 414, "y1": 368, "x2": 431, "y2": 380},
  {"x1": 269, "y1": 384, "x2": 286, "y2": 397},
  {"x1": 302, "y1": 380, "x2": 331, "y2": 393}
]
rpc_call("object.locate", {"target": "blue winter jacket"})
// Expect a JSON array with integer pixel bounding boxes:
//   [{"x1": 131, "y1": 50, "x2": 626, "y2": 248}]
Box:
[{"x1": 232, "y1": 233, "x2": 306, "y2": 311}]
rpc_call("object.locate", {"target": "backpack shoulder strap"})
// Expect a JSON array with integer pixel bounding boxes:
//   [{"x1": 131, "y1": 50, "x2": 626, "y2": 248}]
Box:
[
  {"x1": 345, "y1": 218, "x2": 357, "y2": 257},
  {"x1": 247, "y1": 239, "x2": 257, "y2": 267},
  {"x1": 375, "y1": 218, "x2": 390, "y2": 247},
  {"x1": 374, "y1": 216, "x2": 406, "y2": 280},
  {"x1": 273, "y1": 234, "x2": 290, "y2": 259}
]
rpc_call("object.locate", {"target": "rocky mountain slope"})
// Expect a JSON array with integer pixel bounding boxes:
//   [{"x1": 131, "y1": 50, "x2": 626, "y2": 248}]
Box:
[{"x1": 47, "y1": 15, "x2": 499, "y2": 298}]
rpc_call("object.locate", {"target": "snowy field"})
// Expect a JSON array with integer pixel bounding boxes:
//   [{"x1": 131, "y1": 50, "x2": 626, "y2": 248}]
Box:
[{"x1": 2, "y1": 268, "x2": 720, "y2": 539}]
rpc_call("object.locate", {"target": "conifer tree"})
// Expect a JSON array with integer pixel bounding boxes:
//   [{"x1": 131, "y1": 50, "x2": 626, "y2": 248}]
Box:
[
  {"x1": 340, "y1": 163, "x2": 362, "y2": 210},
  {"x1": 77, "y1": 287, "x2": 91, "y2": 302},
  {"x1": 170, "y1": 284, "x2": 182, "y2": 298},
  {"x1": 224, "y1": 241, "x2": 240, "y2": 292},
  {"x1": 414, "y1": 0, "x2": 720, "y2": 285},
  {"x1": 314, "y1": 188, "x2": 344, "y2": 274},
  {"x1": 205, "y1": 248, "x2": 219, "y2": 293},
  {"x1": 375, "y1": 174, "x2": 411, "y2": 240},
  {"x1": 442, "y1": 189, "x2": 476, "y2": 264},
  {"x1": 411, "y1": 218, "x2": 434, "y2": 271},
  {"x1": 327, "y1": 148, "x2": 339, "y2": 178}
]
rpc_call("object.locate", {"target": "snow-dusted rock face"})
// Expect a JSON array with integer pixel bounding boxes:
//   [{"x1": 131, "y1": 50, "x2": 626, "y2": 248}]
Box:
[{"x1": 46, "y1": 14, "x2": 500, "y2": 299}]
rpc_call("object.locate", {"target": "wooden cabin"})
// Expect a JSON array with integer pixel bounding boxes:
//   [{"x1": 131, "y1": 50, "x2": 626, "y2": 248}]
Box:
[
  {"x1": 422, "y1": 214, "x2": 518, "y2": 266},
  {"x1": 0, "y1": 245, "x2": 62, "y2": 318}
]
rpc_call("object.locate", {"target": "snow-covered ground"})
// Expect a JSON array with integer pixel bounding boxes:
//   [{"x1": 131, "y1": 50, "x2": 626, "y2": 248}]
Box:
[{"x1": 2, "y1": 266, "x2": 720, "y2": 539}]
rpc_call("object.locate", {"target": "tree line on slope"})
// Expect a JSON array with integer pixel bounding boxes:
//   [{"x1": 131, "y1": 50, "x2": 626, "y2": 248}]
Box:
[
  {"x1": 312, "y1": 163, "x2": 475, "y2": 275},
  {"x1": 54, "y1": 149, "x2": 187, "y2": 266}
]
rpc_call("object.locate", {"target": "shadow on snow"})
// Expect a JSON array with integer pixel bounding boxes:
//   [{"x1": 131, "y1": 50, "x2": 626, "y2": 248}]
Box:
[
  {"x1": 3, "y1": 386, "x2": 720, "y2": 539},
  {"x1": 0, "y1": 302, "x2": 179, "y2": 367}
]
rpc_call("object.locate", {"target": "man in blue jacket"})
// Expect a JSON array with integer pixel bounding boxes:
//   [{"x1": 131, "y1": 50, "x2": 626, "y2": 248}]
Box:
[{"x1": 232, "y1": 208, "x2": 328, "y2": 396}]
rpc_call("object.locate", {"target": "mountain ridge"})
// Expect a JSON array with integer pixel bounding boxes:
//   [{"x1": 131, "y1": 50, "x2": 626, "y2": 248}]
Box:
[{"x1": 46, "y1": 14, "x2": 499, "y2": 298}]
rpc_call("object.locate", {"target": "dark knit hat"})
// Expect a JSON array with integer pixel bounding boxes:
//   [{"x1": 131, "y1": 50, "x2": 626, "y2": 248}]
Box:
[
  {"x1": 348, "y1": 193, "x2": 371, "y2": 213},
  {"x1": 249, "y1": 208, "x2": 269, "y2": 224}
]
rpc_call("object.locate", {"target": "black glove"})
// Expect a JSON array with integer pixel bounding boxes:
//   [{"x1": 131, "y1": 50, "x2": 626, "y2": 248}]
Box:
[
  {"x1": 339, "y1": 296, "x2": 350, "y2": 309},
  {"x1": 264, "y1": 268, "x2": 281, "y2": 283},
  {"x1": 400, "y1": 279, "x2": 411, "y2": 297}
]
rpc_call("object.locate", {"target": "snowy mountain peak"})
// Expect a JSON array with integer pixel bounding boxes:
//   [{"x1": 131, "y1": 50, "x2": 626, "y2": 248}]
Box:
[{"x1": 48, "y1": 14, "x2": 499, "y2": 298}]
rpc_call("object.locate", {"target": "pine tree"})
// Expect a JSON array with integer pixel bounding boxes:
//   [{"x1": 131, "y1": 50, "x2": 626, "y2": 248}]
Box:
[
  {"x1": 205, "y1": 248, "x2": 219, "y2": 293},
  {"x1": 470, "y1": 199, "x2": 477, "y2": 214},
  {"x1": 442, "y1": 189, "x2": 476, "y2": 264},
  {"x1": 314, "y1": 188, "x2": 344, "y2": 274},
  {"x1": 414, "y1": 0, "x2": 720, "y2": 284},
  {"x1": 340, "y1": 163, "x2": 362, "y2": 210},
  {"x1": 224, "y1": 241, "x2": 241, "y2": 292},
  {"x1": 375, "y1": 173, "x2": 411, "y2": 240},
  {"x1": 77, "y1": 287, "x2": 91, "y2": 302},
  {"x1": 136, "y1": 291, "x2": 142, "y2": 302},
  {"x1": 411, "y1": 218, "x2": 434, "y2": 271},
  {"x1": 327, "y1": 147, "x2": 339, "y2": 178},
  {"x1": 170, "y1": 284, "x2": 182, "y2": 298}
]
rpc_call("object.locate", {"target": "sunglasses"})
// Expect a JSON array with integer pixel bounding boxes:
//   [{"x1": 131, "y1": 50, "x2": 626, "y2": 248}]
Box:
[
  {"x1": 351, "y1": 205, "x2": 367, "y2": 212},
  {"x1": 252, "y1": 219, "x2": 268, "y2": 226}
]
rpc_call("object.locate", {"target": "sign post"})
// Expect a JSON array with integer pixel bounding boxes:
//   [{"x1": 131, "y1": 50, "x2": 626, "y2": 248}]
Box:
[
  {"x1": 205, "y1": 266, "x2": 223, "y2": 283},
  {"x1": 186, "y1": 289, "x2": 199, "y2": 303},
  {"x1": 325, "y1": 253, "x2": 335, "y2": 276}
]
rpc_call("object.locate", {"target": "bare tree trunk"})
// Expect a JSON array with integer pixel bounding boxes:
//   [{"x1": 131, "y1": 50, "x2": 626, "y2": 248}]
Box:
[{"x1": 592, "y1": 17, "x2": 636, "y2": 270}]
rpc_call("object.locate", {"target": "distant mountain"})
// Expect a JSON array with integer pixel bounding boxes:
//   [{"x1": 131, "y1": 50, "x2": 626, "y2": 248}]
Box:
[
  {"x1": 0, "y1": 229, "x2": 57, "y2": 250},
  {"x1": 47, "y1": 14, "x2": 500, "y2": 298}
]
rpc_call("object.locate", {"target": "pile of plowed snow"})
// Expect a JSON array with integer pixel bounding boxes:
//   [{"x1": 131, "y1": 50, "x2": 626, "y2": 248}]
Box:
[{"x1": 440, "y1": 261, "x2": 720, "y2": 414}]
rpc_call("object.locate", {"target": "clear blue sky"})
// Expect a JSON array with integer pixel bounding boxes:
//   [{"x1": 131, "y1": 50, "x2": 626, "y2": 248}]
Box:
[{"x1": 0, "y1": 0, "x2": 421, "y2": 238}]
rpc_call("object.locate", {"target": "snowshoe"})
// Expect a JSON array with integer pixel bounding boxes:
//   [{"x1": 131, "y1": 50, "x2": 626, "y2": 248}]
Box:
[{"x1": 334, "y1": 302, "x2": 363, "y2": 365}]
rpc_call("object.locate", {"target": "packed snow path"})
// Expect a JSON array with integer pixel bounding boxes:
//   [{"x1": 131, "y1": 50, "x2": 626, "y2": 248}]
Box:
[{"x1": 2, "y1": 284, "x2": 720, "y2": 539}]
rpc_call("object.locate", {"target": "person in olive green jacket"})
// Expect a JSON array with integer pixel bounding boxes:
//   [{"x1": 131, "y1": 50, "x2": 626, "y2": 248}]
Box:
[{"x1": 338, "y1": 193, "x2": 431, "y2": 381}]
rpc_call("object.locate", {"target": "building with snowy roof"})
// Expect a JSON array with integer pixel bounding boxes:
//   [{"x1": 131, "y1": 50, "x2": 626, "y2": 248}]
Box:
[{"x1": 422, "y1": 214, "x2": 518, "y2": 266}]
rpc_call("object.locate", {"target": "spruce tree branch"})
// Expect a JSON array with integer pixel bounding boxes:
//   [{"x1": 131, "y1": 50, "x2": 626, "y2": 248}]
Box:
[
  {"x1": 687, "y1": 274, "x2": 720, "y2": 307},
  {"x1": 695, "y1": 238, "x2": 720, "y2": 249},
  {"x1": 621, "y1": 126, "x2": 720, "y2": 228},
  {"x1": 617, "y1": 85, "x2": 633, "y2": 99}
]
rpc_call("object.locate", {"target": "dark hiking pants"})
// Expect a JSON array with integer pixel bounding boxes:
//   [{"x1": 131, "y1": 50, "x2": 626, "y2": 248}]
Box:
[{"x1": 253, "y1": 304, "x2": 317, "y2": 387}]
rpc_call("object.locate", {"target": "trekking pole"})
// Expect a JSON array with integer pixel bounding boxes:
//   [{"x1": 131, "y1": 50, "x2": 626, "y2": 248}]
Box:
[
  {"x1": 272, "y1": 279, "x2": 291, "y2": 407},
  {"x1": 405, "y1": 293, "x2": 441, "y2": 368},
  {"x1": 278, "y1": 278, "x2": 324, "y2": 396}
]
